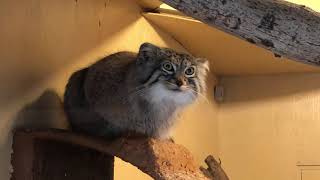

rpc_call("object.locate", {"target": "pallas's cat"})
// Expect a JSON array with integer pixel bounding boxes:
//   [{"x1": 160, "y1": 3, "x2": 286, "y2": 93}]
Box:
[{"x1": 64, "y1": 43, "x2": 209, "y2": 139}]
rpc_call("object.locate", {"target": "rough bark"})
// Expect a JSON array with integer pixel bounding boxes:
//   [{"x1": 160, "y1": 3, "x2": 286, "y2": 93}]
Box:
[
  {"x1": 160, "y1": 0, "x2": 320, "y2": 66},
  {"x1": 200, "y1": 156, "x2": 229, "y2": 180},
  {"x1": 12, "y1": 129, "x2": 220, "y2": 180}
]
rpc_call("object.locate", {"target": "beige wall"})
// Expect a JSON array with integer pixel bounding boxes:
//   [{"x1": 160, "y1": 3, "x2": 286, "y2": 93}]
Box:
[
  {"x1": 218, "y1": 73, "x2": 320, "y2": 180},
  {"x1": 0, "y1": 0, "x2": 218, "y2": 179},
  {"x1": 5, "y1": 0, "x2": 318, "y2": 180}
]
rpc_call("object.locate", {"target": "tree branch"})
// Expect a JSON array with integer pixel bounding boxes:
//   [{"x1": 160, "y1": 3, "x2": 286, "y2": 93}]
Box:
[
  {"x1": 160, "y1": 0, "x2": 320, "y2": 66},
  {"x1": 13, "y1": 129, "x2": 211, "y2": 180},
  {"x1": 200, "y1": 155, "x2": 229, "y2": 180}
]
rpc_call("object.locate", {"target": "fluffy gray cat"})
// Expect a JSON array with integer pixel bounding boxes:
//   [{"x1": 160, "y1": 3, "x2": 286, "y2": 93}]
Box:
[{"x1": 64, "y1": 42, "x2": 209, "y2": 139}]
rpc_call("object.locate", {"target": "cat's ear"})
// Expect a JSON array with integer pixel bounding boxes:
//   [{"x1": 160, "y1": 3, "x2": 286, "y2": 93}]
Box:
[
  {"x1": 196, "y1": 58, "x2": 210, "y2": 72},
  {"x1": 137, "y1": 42, "x2": 161, "y2": 64}
]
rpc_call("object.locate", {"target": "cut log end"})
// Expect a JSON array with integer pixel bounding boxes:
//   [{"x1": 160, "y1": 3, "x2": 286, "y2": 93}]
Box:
[{"x1": 11, "y1": 129, "x2": 229, "y2": 180}]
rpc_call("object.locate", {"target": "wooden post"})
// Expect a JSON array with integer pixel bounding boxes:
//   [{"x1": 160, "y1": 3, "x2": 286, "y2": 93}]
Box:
[
  {"x1": 160, "y1": 0, "x2": 320, "y2": 66},
  {"x1": 11, "y1": 131, "x2": 114, "y2": 180}
]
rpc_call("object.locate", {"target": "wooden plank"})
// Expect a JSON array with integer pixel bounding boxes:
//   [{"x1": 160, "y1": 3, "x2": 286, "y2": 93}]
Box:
[
  {"x1": 160, "y1": 0, "x2": 320, "y2": 66},
  {"x1": 144, "y1": 12, "x2": 320, "y2": 75},
  {"x1": 136, "y1": 0, "x2": 162, "y2": 10}
]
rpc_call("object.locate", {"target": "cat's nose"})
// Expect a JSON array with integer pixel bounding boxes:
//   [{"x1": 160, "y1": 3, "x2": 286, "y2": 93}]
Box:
[
  {"x1": 176, "y1": 80, "x2": 183, "y2": 87},
  {"x1": 176, "y1": 77, "x2": 186, "y2": 87}
]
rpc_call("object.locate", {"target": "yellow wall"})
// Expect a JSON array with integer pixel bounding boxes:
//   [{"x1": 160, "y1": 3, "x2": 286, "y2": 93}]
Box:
[
  {"x1": 0, "y1": 0, "x2": 218, "y2": 179},
  {"x1": 286, "y1": 0, "x2": 320, "y2": 12},
  {"x1": 218, "y1": 73, "x2": 320, "y2": 180},
  {"x1": 174, "y1": 73, "x2": 219, "y2": 163},
  {"x1": 5, "y1": 0, "x2": 319, "y2": 180}
]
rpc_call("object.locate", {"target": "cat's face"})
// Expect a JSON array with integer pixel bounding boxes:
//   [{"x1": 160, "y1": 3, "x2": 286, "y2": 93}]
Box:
[{"x1": 137, "y1": 43, "x2": 209, "y2": 106}]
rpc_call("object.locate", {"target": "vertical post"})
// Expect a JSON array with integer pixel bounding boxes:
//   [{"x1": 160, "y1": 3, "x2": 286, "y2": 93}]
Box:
[{"x1": 11, "y1": 132, "x2": 114, "y2": 180}]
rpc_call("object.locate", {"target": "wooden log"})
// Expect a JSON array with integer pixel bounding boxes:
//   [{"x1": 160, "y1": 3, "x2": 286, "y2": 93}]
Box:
[
  {"x1": 11, "y1": 129, "x2": 215, "y2": 180},
  {"x1": 160, "y1": 0, "x2": 320, "y2": 66}
]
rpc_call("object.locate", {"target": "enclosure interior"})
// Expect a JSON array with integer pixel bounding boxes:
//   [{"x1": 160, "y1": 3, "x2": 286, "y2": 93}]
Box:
[{"x1": 1, "y1": 0, "x2": 320, "y2": 180}]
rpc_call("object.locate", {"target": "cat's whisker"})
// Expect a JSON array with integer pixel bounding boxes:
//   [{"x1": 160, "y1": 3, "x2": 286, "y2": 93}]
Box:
[
  {"x1": 186, "y1": 87, "x2": 210, "y2": 105},
  {"x1": 165, "y1": 81, "x2": 178, "y2": 88},
  {"x1": 161, "y1": 81, "x2": 209, "y2": 103},
  {"x1": 165, "y1": 81, "x2": 210, "y2": 105}
]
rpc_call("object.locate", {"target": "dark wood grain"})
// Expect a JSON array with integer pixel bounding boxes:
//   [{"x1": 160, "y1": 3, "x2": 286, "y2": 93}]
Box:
[{"x1": 11, "y1": 131, "x2": 114, "y2": 180}]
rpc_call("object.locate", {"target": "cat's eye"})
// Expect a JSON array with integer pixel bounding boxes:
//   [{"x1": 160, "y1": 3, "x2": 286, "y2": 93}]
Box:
[
  {"x1": 184, "y1": 66, "x2": 195, "y2": 77},
  {"x1": 162, "y1": 62, "x2": 174, "y2": 72}
]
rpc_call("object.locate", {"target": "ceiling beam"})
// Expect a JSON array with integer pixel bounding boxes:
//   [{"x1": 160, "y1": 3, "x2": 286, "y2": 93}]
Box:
[
  {"x1": 160, "y1": 0, "x2": 320, "y2": 66},
  {"x1": 136, "y1": 0, "x2": 162, "y2": 10}
]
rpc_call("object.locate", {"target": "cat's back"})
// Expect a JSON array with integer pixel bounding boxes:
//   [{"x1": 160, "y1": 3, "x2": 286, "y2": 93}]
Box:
[
  {"x1": 64, "y1": 52, "x2": 137, "y2": 136},
  {"x1": 84, "y1": 51, "x2": 137, "y2": 107},
  {"x1": 88, "y1": 51, "x2": 137, "y2": 72}
]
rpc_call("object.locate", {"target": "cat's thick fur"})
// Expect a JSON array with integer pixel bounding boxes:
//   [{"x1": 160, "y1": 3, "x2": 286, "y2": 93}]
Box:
[{"x1": 64, "y1": 43, "x2": 209, "y2": 139}]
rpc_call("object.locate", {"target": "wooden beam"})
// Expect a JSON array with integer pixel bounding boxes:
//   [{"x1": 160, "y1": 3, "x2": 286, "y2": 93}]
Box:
[
  {"x1": 160, "y1": 0, "x2": 320, "y2": 66},
  {"x1": 136, "y1": 0, "x2": 162, "y2": 10},
  {"x1": 11, "y1": 129, "x2": 230, "y2": 180}
]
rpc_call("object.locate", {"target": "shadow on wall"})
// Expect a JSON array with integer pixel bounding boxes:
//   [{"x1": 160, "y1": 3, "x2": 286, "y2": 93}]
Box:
[
  {"x1": 219, "y1": 73, "x2": 320, "y2": 103},
  {"x1": 0, "y1": 89, "x2": 69, "y2": 179},
  {"x1": 13, "y1": 89, "x2": 69, "y2": 131}
]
